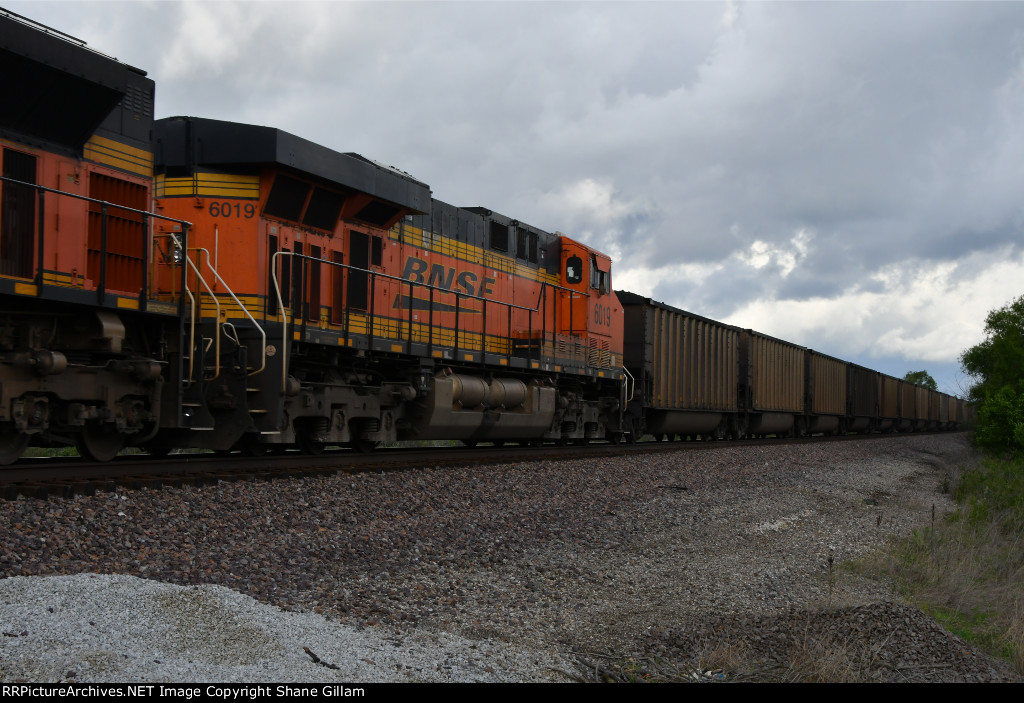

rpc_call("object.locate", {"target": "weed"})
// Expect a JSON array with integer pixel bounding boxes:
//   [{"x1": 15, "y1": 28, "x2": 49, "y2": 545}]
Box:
[
  {"x1": 872, "y1": 454, "x2": 1024, "y2": 675},
  {"x1": 22, "y1": 446, "x2": 79, "y2": 458}
]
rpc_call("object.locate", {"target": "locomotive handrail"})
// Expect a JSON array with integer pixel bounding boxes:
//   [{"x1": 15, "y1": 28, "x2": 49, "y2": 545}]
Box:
[
  {"x1": 270, "y1": 251, "x2": 585, "y2": 316},
  {"x1": 1, "y1": 8, "x2": 118, "y2": 59},
  {"x1": 0, "y1": 175, "x2": 193, "y2": 310},
  {"x1": 0, "y1": 176, "x2": 216, "y2": 402},
  {"x1": 1, "y1": 174, "x2": 602, "y2": 380},
  {"x1": 179, "y1": 282, "x2": 198, "y2": 384},
  {"x1": 193, "y1": 247, "x2": 267, "y2": 377},
  {"x1": 165, "y1": 234, "x2": 222, "y2": 384},
  {"x1": 269, "y1": 251, "x2": 296, "y2": 392},
  {"x1": 269, "y1": 251, "x2": 590, "y2": 391},
  {"x1": 622, "y1": 365, "x2": 635, "y2": 406},
  {"x1": 0, "y1": 176, "x2": 191, "y2": 225}
]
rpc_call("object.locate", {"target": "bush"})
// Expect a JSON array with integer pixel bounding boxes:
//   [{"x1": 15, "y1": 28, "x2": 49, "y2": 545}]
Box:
[
  {"x1": 879, "y1": 455, "x2": 1024, "y2": 674},
  {"x1": 962, "y1": 294, "x2": 1024, "y2": 454},
  {"x1": 971, "y1": 384, "x2": 1024, "y2": 453}
]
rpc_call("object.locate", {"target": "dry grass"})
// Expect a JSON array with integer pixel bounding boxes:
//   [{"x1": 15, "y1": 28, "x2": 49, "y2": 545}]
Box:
[
  {"x1": 873, "y1": 456, "x2": 1024, "y2": 675},
  {"x1": 578, "y1": 639, "x2": 879, "y2": 683},
  {"x1": 576, "y1": 619, "x2": 910, "y2": 683}
]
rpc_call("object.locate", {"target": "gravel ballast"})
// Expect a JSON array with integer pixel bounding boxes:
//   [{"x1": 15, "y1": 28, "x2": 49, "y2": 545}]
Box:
[{"x1": 1, "y1": 433, "x2": 1019, "y2": 682}]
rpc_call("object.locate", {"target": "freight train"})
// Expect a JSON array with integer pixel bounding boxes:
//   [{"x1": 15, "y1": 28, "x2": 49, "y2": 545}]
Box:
[
  {"x1": 0, "y1": 10, "x2": 964, "y2": 465},
  {"x1": 617, "y1": 293, "x2": 969, "y2": 444}
]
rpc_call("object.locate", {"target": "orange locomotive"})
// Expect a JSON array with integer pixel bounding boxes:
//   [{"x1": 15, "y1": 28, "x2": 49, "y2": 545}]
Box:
[
  {"x1": 0, "y1": 9, "x2": 627, "y2": 463},
  {"x1": 0, "y1": 11, "x2": 176, "y2": 462},
  {"x1": 149, "y1": 117, "x2": 627, "y2": 454}
]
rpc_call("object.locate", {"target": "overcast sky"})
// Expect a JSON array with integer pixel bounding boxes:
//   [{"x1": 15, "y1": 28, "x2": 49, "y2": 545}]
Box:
[{"x1": 12, "y1": 0, "x2": 1024, "y2": 395}]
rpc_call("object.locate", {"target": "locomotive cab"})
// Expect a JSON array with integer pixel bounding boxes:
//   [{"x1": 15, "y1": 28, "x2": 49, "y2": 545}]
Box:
[{"x1": 557, "y1": 239, "x2": 624, "y2": 376}]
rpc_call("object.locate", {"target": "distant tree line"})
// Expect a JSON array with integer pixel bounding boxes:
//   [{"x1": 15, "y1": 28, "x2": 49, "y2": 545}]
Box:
[
  {"x1": 960, "y1": 294, "x2": 1024, "y2": 453},
  {"x1": 903, "y1": 370, "x2": 938, "y2": 391}
]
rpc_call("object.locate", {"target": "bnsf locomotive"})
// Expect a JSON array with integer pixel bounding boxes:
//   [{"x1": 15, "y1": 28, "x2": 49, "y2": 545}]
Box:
[
  {"x1": 0, "y1": 10, "x2": 625, "y2": 463},
  {"x1": 0, "y1": 11, "x2": 964, "y2": 465}
]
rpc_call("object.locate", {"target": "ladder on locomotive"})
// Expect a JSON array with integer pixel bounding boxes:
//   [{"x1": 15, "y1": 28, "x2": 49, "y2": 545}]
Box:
[{"x1": 163, "y1": 233, "x2": 269, "y2": 431}]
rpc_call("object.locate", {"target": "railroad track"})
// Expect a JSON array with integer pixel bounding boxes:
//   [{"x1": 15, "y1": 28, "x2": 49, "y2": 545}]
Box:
[{"x1": 0, "y1": 431, "x2": 942, "y2": 500}]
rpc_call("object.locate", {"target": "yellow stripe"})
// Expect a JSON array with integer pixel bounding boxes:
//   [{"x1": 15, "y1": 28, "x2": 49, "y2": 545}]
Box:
[
  {"x1": 116, "y1": 297, "x2": 139, "y2": 310},
  {"x1": 14, "y1": 282, "x2": 37, "y2": 295},
  {"x1": 156, "y1": 173, "x2": 260, "y2": 199},
  {"x1": 391, "y1": 223, "x2": 561, "y2": 286},
  {"x1": 146, "y1": 301, "x2": 177, "y2": 314},
  {"x1": 41, "y1": 271, "x2": 79, "y2": 286},
  {"x1": 187, "y1": 300, "x2": 619, "y2": 371},
  {"x1": 84, "y1": 135, "x2": 153, "y2": 177}
]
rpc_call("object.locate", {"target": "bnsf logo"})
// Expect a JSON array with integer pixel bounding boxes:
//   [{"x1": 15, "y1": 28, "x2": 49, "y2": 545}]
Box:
[{"x1": 402, "y1": 256, "x2": 496, "y2": 297}]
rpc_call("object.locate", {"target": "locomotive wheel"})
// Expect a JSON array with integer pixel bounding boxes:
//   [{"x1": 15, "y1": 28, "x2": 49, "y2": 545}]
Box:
[
  {"x1": 351, "y1": 438, "x2": 378, "y2": 453},
  {"x1": 625, "y1": 418, "x2": 638, "y2": 444},
  {"x1": 297, "y1": 433, "x2": 325, "y2": 455},
  {"x1": 607, "y1": 430, "x2": 622, "y2": 445},
  {"x1": 0, "y1": 424, "x2": 28, "y2": 465},
  {"x1": 236, "y1": 434, "x2": 267, "y2": 457},
  {"x1": 76, "y1": 423, "x2": 124, "y2": 462}
]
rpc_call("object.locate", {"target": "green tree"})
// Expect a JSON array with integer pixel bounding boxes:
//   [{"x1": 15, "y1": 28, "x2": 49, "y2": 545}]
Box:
[
  {"x1": 960, "y1": 294, "x2": 1024, "y2": 452},
  {"x1": 903, "y1": 370, "x2": 938, "y2": 391},
  {"x1": 961, "y1": 294, "x2": 1024, "y2": 401}
]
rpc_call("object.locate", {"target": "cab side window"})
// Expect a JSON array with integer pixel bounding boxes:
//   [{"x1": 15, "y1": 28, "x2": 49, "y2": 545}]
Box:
[
  {"x1": 590, "y1": 256, "x2": 609, "y2": 293},
  {"x1": 565, "y1": 255, "x2": 583, "y2": 284}
]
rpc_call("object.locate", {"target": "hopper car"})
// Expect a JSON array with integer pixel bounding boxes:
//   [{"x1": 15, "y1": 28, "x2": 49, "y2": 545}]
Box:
[{"x1": 617, "y1": 292, "x2": 967, "y2": 441}]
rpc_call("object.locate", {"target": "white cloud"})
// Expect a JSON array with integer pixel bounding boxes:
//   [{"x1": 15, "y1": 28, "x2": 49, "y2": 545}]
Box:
[
  {"x1": 159, "y1": 2, "x2": 250, "y2": 80},
  {"x1": 734, "y1": 228, "x2": 813, "y2": 277},
  {"x1": 543, "y1": 179, "x2": 646, "y2": 225},
  {"x1": 615, "y1": 261, "x2": 725, "y2": 301},
  {"x1": 724, "y1": 245, "x2": 1024, "y2": 364},
  {"x1": 536, "y1": 178, "x2": 653, "y2": 258},
  {"x1": 721, "y1": 0, "x2": 741, "y2": 30}
]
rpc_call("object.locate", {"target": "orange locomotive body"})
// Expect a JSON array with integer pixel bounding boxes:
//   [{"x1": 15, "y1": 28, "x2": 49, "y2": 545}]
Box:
[
  {"x1": 0, "y1": 11, "x2": 182, "y2": 462},
  {"x1": 145, "y1": 117, "x2": 626, "y2": 454}
]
